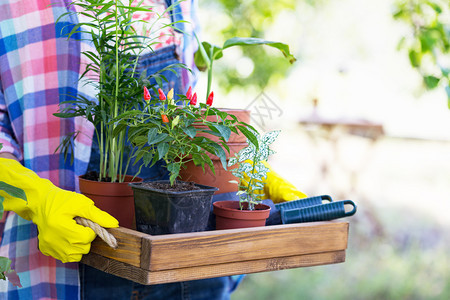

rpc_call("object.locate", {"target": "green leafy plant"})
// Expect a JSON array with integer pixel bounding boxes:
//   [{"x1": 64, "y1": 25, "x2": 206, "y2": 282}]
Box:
[
  {"x1": 227, "y1": 130, "x2": 280, "y2": 210},
  {"x1": 194, "y1": 36, "x2": 296, "y2": 101},
  {"x1": 393, "y1": 0, "x2": 450, "y2": 107},
  {"x1": 54, "y1": 0, "x2": 186, "y2": 182},
  {"x1": 0, "y1": 143, "x2": 25, "y2": 287},
  {"x1": 119, "y1": 87, "x2": 259, "y2": 185}
]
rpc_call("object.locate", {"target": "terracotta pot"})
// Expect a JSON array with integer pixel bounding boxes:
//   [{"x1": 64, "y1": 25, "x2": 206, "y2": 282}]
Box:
[
  {"x1": 213, "y1": 200, "x2": 271, "y2": 230},
  {"x1": 78, "y1": 175, "x2": 143, "y2": 229}
]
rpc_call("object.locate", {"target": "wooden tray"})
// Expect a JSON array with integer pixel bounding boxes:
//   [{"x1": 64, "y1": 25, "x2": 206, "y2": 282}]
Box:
[{"x1": 81, "y1": 221, "x2": 349, "y2": 285}]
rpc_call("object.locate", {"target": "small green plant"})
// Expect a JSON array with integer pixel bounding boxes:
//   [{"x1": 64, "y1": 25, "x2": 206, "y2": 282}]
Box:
[
  {"x1": 54, "y1": 0, "x2": 186, "y2": 182},
  {"x1": 194, "y1": 36, "x2": 296, "y2": 101},
  {"x1": 119, "y1": 87, "x2": 259, "y2": 185},
  {"x1": 227, "y1": 130, "x2": 280, "y2": 210},
  {"x1": 0, "y1": 143, "x2": 25, "y2": 287}
]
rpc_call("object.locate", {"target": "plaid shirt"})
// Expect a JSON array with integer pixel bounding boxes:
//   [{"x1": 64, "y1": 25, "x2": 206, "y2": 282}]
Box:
[{"x1": 0, "y1": 0, "x2": 197, "y2": 299}]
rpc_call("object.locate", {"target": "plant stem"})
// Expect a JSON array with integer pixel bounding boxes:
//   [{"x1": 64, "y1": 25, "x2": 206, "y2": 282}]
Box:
[
  {"x1": 98, "y1": 15, "x2": 106, "y2": 181},
  {"x1": 118, "y1": 131, "x2": 125, "y2": 181},
  {"x1": 206, "y1": 46, "x2": 214, "y2": 101},
  {"x1": 246, "y1": 159, "x2": 258, "y2": 211},
  {"x1": 110, "y1": 0, "x2": 121, "y2": 182}
]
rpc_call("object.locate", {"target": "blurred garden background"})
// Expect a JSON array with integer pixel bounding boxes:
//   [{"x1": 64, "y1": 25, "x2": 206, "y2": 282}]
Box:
[{"x1": 196, "y1": 0, "x2": 450, "y2": 299}]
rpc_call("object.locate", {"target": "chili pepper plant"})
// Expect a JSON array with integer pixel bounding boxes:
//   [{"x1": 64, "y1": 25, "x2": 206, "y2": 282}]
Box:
[
  {"x1": 118, "y1": 87, "x2": 259, "y2": 186},
  {"x1": 227, "y1": 130, "x2": 280, "y2": 210},
  {"x1": 53, "y1": 0, "x2": 185, "y2": 183}
]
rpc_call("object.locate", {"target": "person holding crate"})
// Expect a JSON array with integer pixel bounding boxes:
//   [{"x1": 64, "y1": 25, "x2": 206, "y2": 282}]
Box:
[{"x1": 0, "y1": 0, "x2": 305, "y2": 299}]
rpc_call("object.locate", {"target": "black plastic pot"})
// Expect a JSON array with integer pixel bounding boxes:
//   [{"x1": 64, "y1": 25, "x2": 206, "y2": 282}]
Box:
[{"x1": 130, "y1": 180, "x2": 218, "y2": 235}]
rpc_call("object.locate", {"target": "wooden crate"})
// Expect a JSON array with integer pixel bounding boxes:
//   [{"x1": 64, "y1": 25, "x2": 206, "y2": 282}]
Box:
[{"x1": 81, "y1": 221, "x2": 349, "y2": 285}]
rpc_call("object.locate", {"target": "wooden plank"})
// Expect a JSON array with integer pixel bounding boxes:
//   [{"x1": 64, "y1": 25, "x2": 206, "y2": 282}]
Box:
[
  {"x1": 88, "y1": 226, "x2": 147, "y2": 267},
  {"x1": 142, "y1": 222, "x2": 348, "y2": 271},
  {"x1": 81, "y1": 250, "x2": 346, "y2": 285},
  {"x1": 81, "y1": 253, "x2": 150, "y2": 285},
  {"x1": 146, "y1": 250, "x2": 346, "y2": 285}
]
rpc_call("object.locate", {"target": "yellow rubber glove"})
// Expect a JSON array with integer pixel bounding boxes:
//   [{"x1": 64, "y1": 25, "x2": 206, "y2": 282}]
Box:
[
  {"x1": 0, "y1": 158, "x2": 118, "y2": 263},
  {"x1": 242, "y1": 161, "x2": 307, "y2": 204}
]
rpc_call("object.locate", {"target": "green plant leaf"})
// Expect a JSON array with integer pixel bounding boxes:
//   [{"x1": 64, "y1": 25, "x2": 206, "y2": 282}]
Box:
[
  {"x1": 255, "y1": 162, "x2": 270, "y2": 174},
  {"x1": 216, "y1": 110, "x2": 230, "y2": 121},
  {"x1": 0, "y1": 256, "x2": 11, "y2": 279},
  {"x1": 202, "y1": 154, "x2": 215, "y2": 175},
  {"x1": 157, "y1": 142, "x2": 169, "y2": 160},
  {"x1": 181, "y1": 126, "x2": 197, "y2": 138},
  {"x1": 167, "y1": 163, "x2": 181, "y2": 185},
  {"x1": 231, "y1": 171, "x2": 244, "y2": 179},
  {"x1": 223, "y1": 37, "x2": 297, "y2": 64},
  {"x1": 115, "y1": 110, "x2": 143, "y2": 120},
  {"x1": 53, "y1": 112, "x2": 80, "y2": 118},
  {"x1": 112, "y1": 123, "x2": 128, "y2": 138},
  {"x1": 236, "y1": 125, "x2": 259, "y2": 150},
  {"x1": 424, "y1": 75, "x2": 440, "y2": 89},
  {"x1": 261, "y1": 130, "x2": 280, "y2": 146},
  {"x1": 228, "y1": 157, "x2": 238, "y2": 167},
  {"x1": 237, "y1": 146, "x2": 255, "y2": 162},
  {"x1": 192, "y1": 153, "x2": 204, "y2": 167},
  {"x1": 237, "y1": 162, "x2": 253, "y2": 175},
  {"x1": 210, "y1": 124, "x2": 231, "y2": 142},
  {"x1": 257, "y1": 146, "x2": 271, "y2": 161},
  {"x1": 194, "y1": 41, "x2": 223, "y2": 70},
  {"x1": 148, "y1": 133, "x2": 168, "y2": 146},
  {"x1": 408, "y1": 49, "x2": 421, "y2": 68},
  {"x1": 206, "y1": 143, "x2": 227, "y2": 170},
  {"x1": 147, "y1": 128, "x2": 158, "y2": 144},
  {"x1": 142, "y1": 152, "x2": 153, "y2": 166},
  {"x1": 198, "y1": 129, "x2": 222, "y2": 138},
  {"x1": 132, "y1": 136, "x2": 147, "y2": 146},
  {"x1": 0, "y1": 196, "x2": 4, "y2": 217},
  {"x1": 0, "y1": 182, "x2": 27, "y2": 202}
]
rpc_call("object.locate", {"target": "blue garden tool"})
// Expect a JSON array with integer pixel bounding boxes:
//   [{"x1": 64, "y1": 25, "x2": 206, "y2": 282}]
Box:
[
  {"x1": 266, "y1": 195, "x2": 333, "y2": 225},
  {"x1": 279, "y1": 200, "x2": 357, "y2": 224},
  {"x1": 275, "y1": 195, "x2": 333, "y2": 211}
]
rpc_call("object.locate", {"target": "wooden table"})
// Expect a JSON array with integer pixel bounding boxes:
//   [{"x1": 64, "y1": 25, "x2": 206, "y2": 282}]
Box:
[{"x1": 81, "y1": 221, "x2": 349, "y2": 285}]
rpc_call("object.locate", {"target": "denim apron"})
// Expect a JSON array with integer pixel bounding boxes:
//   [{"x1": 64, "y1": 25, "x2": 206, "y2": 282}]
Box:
[{"x1": 79, "y1": 46, "x2": 243, "y2": 300}]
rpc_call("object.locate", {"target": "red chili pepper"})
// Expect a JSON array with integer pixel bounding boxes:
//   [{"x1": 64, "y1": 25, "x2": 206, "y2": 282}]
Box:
[
  {"x1": 189, "y1": 92, "x2": 197, "y2": 105},
  {"x1": 158, "y1": 88, "x2": 166, "y2": 101},
  {"x1": 161, "y1": 114, "x2": 169, "y2": 123},
  {"x1": 143, "y1": 86, "x2": 151, "y2": 101},
  {"x1": 206, "y1": 91, "x2": 214, "y2": 106},
  {"x1": 186, "y1": 86, "x2": 192, "y2": 100}
]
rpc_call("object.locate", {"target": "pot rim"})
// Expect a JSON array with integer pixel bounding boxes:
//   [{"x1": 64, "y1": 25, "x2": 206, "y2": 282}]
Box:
[
  {"x1": 213, "y1": 200, "x2": 271, "y2": 212},
  {"x1": 78, "y1": 174, "x2": 143, "y2": 184},
  {"x1": 130, "y1": 180, "x2": 218, "y2": 195}
]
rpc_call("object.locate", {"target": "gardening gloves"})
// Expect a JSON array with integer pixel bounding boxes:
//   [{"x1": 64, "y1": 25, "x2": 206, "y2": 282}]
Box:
[
  {"x1": 0, "y1": 158, "x2": 118, "y2": 263},
  {"x1": 242, "y1": 161, "x2": 307, "y2": 203}
]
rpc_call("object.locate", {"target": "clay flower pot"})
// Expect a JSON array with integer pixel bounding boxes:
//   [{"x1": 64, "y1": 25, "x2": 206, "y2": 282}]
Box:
[
  {"x1": 79, "y1": 175, "x2": 143, "y2": 229},
  {"x1": 213, "y1": 200, "x2": 271, "y2": 230}
]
